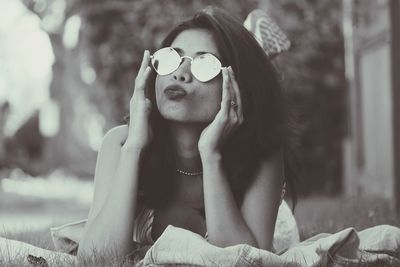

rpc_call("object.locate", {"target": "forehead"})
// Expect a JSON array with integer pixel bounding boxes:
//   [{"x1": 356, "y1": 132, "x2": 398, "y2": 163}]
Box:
[{"x1": 171, "y1": 29, "x2": 219, "y2": 57}]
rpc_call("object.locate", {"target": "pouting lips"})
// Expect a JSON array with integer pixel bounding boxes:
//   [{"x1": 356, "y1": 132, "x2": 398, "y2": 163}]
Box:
[{"x1": 164, "y1": 85, "x2": 187, "y2": 100}]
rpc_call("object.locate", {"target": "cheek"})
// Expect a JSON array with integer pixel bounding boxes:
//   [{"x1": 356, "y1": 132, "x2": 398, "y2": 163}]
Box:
[
  {"x1": 210, "y1": 78, "x2": 223, "y2": 105},
  {"x1": 200, "y1": 80, "x2": 223, "y2": 117},
  {"x1": 155, "y1": 76, "x2": 164, "y2": 103}
]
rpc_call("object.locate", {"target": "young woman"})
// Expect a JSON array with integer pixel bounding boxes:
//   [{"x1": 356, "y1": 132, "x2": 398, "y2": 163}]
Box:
[
  {"x1": 1, "y1": 6, "x2": 399, "y2": 267},
  {"x1": 77, "y1": 6, "x2": 294, "y2": 259}
]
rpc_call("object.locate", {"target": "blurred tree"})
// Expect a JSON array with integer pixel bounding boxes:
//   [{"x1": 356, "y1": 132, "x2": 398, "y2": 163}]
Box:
[
  {"x1": 19, "y1": 0, "x2": 258, "y2": 177},
  {"x1": 21, "y1": 0, "x2": 99, "y2": 177},
  {"x1": 0, "y1": 101, "x2": 10, "y2": 169},
  {"x1": 20, "y1": 0, "x2": 346, "y2": 195},
  {"x1": 4, "y1": 111, "x2": 44, "y2": 176},
  {"x1": 262, "y1": 0, "x2": 346, "y2": 196}
]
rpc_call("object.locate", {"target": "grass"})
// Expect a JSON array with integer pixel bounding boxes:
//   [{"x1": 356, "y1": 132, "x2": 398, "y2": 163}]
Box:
[
  {"x1": 0, "y1": 230, "x2": 143, "y2": 267},
  {"x1": 293, "y1": 195, "x2": 400, "y2": 240},
  {"x1": 1, "y1": 195, "x2": 400, "y2": 266}
]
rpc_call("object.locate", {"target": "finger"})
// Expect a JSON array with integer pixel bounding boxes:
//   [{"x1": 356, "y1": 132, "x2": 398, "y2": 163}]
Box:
[
  {"x1": 225, "y1": 68, "x2": 240, "y2": 128},
  {"x1": 144, "y1": 65, "x2": 154, "y2": 98},
  {"x1": 227, "y1": 74, "x2": 240, "y2": 125},
  {"x1": 226, "y1": 66, "x2": 236, "y2": 102},
  {"x1": 228, "y1": 66, "x2": 240, "y2": 107},
  {"x1": 134, "y1": 50, "x2": 151, "y2": 90},
  {"x1": 142, "y1": 66, "x2": 152, "y2": 85},
  {"x1": 138, "y1": 50, "x2": 151, "y2": 77},
  {"x1": 227, "y1": 71, "x2": 238, "y2": 124},
  {"x1": 133, "y1": 51, "x2": 152, "y2": 99},
  {"x1": 229, "y1": 103, "x2": 238, "y2": 126},
  {"x1": 220, "y1": 68, "x2": 231, "y2": 117},
  {"x1": 133, "y1": 66, "x2": 151, "y2": 101},
  {"x1": 228, "y1": 66, "x2": 243, "y2": 123}
]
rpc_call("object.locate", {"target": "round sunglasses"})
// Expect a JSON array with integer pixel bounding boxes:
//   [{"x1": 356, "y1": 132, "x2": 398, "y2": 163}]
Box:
[{"x1": 150, "y1": 47, "x2": 224, "y2": 82}]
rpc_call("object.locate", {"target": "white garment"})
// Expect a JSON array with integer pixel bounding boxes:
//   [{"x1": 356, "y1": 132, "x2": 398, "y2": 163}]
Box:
[
  {"x1": 1, "y1": 212, "x2": 399, "y2": 266},
  {"x1": 48, "y1": 200, "x2": 300, "y2": 255}
]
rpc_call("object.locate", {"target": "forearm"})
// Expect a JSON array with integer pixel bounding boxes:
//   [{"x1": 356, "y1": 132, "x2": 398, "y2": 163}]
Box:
[
  {"x1": 78, "y1": 146, "x2": 143, "y2": 259},
  {"x1": 201, "y1": 153, "x2": 258, "y2": 248}
]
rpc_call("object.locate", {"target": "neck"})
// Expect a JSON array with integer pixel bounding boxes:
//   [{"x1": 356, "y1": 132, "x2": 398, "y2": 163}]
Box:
[{"x1": 168, "y1": 121, "x2": 205, "y2": 172}]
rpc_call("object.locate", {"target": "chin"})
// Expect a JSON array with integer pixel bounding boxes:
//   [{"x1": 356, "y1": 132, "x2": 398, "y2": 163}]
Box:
[
  {"x1": 158, "y1": 102, "x2": 217, "y2": 123},
  {"x1": 161, "y1": 111, "x2": 212, "y2": 124}
]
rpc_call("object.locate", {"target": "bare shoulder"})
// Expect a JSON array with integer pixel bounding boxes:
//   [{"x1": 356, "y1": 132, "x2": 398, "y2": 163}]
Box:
[{"x1": 96, "y1": 124, "x2": 129, "y2": 170}]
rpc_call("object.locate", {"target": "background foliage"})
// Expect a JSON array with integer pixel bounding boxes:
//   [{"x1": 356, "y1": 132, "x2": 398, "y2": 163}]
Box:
[
  {"x1": 12, "y1": 0, "x2": 345, "y2": 196},
  {"x1": 267, "y1": 0, "x2": 346, "y2": 196}
]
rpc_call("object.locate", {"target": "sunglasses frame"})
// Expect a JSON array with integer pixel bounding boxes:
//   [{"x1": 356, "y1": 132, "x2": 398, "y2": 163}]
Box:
[{"x1": 150, "y1": 47, "x2": 224, "y2": 82}]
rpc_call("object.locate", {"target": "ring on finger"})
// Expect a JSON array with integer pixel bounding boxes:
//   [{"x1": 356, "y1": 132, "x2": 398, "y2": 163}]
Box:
[{"x1": 230, "y1": 100, "x2": 238, "y2": 109}]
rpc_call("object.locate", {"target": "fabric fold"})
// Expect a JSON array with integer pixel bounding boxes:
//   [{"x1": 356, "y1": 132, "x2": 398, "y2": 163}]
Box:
[
  {"x1": 49, "y1": 200, "x2": 300, "y2": 257},
  {"x1": 139, "y1": 225, "x2": 400, "y2": 266}
]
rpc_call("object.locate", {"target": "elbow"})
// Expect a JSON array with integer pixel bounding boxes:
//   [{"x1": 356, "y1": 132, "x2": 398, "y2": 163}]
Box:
[
  {"x1": 257, "y1": 239, "x2": 273, "y2": 252},
  {"x1": 208, "y1": 234, "x2": 259, "y2": 249},
  {"x1": 258, "y1": 243, "x2": 272, "y2": 252},
  {"x1": 76, "y1": 232, "x2": 88, "y2": 261},
  {"x1": 76, "y1": 250, "x2": 85, "y2": 264},
  {"x1": 240, "y1": 231, "x2": 259, "y2": 249},
  {"x1": 76, "y1": 241, "x2": 112, "y2": 265},
  {"x1": 76, "y1": 240, "x2": 95, "y2": 264},
  {"x1": 76, "y1": 247, "x2": 88, "y2": 265},
  {"x1": 76, "y1": 233, "x2": 104, "y2": 264},
  {"x1": 247, "y1": 237, "x2": 259, "y2": 249},
  {"x1": 240, "y1": 235, "x2": 259, "y2": 248},
  {"x1": 208, "y1": 237, "x2": 275, "y2": 252}
]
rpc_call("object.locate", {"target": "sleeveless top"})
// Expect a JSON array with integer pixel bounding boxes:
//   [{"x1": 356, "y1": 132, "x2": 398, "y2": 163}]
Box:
[
  {"x1": 132, "y1": 202, "x2": 209, "y2": 245},
  {"x1": 132, "y1": 181, "x2": 287, "y2": 245}
]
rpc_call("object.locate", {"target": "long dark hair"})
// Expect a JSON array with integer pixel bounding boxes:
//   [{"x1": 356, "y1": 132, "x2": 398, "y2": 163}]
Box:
[{"x1": 124, "y1": 7, "x2": 297, "y2": 211}]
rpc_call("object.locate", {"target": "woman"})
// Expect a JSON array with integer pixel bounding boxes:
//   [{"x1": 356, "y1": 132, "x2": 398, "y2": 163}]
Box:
[
  {"x1": 1, "y1": 6, "x2": 399, "y2": 267},
  {"x1": 77, "y1": 7, "x2": 293, "y2": 260}
]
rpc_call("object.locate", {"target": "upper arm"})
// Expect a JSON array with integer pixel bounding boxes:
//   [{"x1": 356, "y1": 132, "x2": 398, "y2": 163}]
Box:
[
  {"x1": 86, "y1": 124, "x2": 129, "y2": 222},
  {"x1": 240, "y1": 149, "x2": 285, "y2": 251}
]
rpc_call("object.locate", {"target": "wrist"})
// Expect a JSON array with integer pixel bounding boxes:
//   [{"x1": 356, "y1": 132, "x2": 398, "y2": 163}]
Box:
[
  {"x1": 200, "y1": 150, "x2": 222, "y2": 163},
  {"x1": 120, "y1": 143, "x2": 146, "y2": 159}
]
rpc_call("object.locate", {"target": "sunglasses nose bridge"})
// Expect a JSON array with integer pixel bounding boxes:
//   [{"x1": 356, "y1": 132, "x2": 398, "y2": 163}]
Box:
[
  {"x1": 172, "y1": 55, "x2": 193, "y2": 82},
  {"x1": 175, "y1": 55, "x2": 193, "y2": 73},
  {"x1": 180, "y1": 55, "x2": 193, "y2": 65}
]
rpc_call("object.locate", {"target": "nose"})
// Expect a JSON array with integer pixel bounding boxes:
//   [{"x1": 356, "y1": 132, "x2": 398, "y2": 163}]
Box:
[{"x1": 173, "y1": 58, "x2": 192, "y2": 83}]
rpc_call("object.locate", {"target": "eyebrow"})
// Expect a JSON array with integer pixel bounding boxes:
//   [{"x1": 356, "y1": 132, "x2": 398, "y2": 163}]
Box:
[{"x1": 172, "y1": 47, "x2": 221, "y2": 60}]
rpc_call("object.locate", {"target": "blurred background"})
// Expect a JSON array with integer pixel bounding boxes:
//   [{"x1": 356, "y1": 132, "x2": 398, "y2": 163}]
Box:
[{"x1": 0, "y1": 0, "x2": 399, "y2": 244}]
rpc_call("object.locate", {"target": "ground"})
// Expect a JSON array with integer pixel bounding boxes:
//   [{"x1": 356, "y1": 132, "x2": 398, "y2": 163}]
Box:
[{"x1": 1, "y1": 191, "x2": 399, "y2": 266}]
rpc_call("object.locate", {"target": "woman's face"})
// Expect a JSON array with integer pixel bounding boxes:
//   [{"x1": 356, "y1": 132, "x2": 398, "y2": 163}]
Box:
[{"x1": 155, "y1": 29, "x2": 223, "y2": 124}]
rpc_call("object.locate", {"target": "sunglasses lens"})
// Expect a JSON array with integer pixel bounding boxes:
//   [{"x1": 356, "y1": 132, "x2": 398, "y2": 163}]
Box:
[
  {"x1": 151, "y1": 47, "x2": 180, "y2": 75},
  {"x1": 191, "y1": 54, "x2": 222, "y2": 82}
]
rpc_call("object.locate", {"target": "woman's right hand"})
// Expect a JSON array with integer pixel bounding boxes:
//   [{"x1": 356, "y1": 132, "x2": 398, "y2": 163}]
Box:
[{"x1": 123, "y1": 50, "x2": 153, "y2": 152}]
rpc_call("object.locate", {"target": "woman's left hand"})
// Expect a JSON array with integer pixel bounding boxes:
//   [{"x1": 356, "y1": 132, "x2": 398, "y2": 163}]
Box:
[{"x1": 198, "y1": 66, "x2": 244, "y2": 156}]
